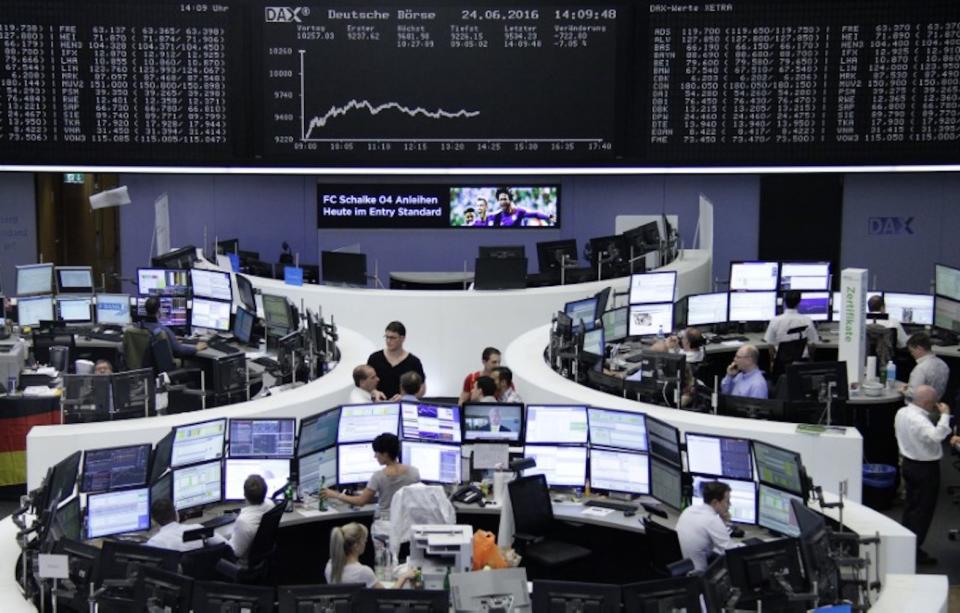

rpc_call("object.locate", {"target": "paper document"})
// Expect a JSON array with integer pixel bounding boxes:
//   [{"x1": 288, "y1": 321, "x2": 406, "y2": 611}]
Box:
[{"x1": 473, "y1": 444, "x2": 509, "y2": 470}]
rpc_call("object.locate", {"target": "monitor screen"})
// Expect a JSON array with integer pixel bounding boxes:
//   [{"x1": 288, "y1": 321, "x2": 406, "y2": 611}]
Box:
[
  {"x1": 601, "y1": 306, "x2": 628, "y2": 342},
  {"x1": 629, "y1": 271, "x2": 677, "y2": 305},
  {"x1": 262, "y1": 293, "x2": 292, "y2": 334},
  {"x1": 16, "y1": 263, "x2": 54, "y2": 296},
  {"x1": 172, "y1": 460, "x2": 222, "y2": 511},
  {"x1": 401, "y1": 441, "x2": 462, "y2": 484},
  {"x1": 337, "y1": 442, "x2": 380, "y2": 485},
  {"x1": 525, "y1": 405, "x2": 588, "y2": 444},
  {"x1": 793, "y1": 291, "x2": 830, "y2": 322},
  {"x1": 233, "y1": 306, "x2": 255, "y2": 344},
  {"x1": 628, "y1": 303, "x2": 674, "y2": 337},
  {"x1": 832, "y1": 290, "x2": 882, "y2": 320},
  {"x1": 235, "y1": 274, "x2": 257, "y2": 312},
  {"x1": 588, "y1": 407, "x2": 647, "y2": 452},
  {"x1": 582, "y1": 327, "x2": 605, "y2": 359},
  {"x1": 401, "y1": 403, "x2": 461, "y2": 443},
  {"x1": 451, "y1": 186, "x2": 559, "y2": 228},
  {"x1": 337, "y1": 403, "x2": 400, "y2": 444},
  {"x1": 86, "y1": 487, "x2": 151, "y2": 539},
  {"x1": 151, "y1": 431, "x2": 174, "y2": 483},
  {"x1": 137, "y1": 268, "x2": 189, "y2": 297},
  {"x1": 935, "y1": 264, "x2": 960, "y2": 302},
  {"x1": 17, "y1": 295, "x2": 54, "y2": 326},
  {"x1": 81, "y1": 443, "x2": 152, "y2": 493},
  {"x1": 729, "y1": 291, "x2": 777, "y2": 322},
  {"x1": 730, "y1": 261, "x2": 780, "y2": 291},
  {"x1": 57, "y1": 296, "x2": 93, "y2": 322},
  {"x1": 884, "y1": 292, "x2": 934, "y2": 325},
  {"x1": 151, "y1": 472, "x2": 172, "y2": 504},
  {"x1": 224, "y1": 459, "x2": 290, "y2": 501},
  {"x1": 590, "y1": 448, "x2": 650, "y2": 495},
  {"x1": 536, "y1": 239, "x2": 578, "y2": 273},
  {"x1": 685, "y1": 433, "x2": 753, "y2": 480},
  {"x1": 229, "y1": 418, "x2": 296, "y2": 459},
  {"x1": 645, "y1": 416, "x2": 681, "y2": 466},
  {"x1": 190, "y1": 268, "x2": 232, "y2": 301},
  {"x1": 136, "y1": 296, "x2": 189, "y2": 328},
  {"x1": 523, "y1": 445, "x2": 587, "y2": 488},
  {"x1": 779, "y1": 262, "x2": 830, "y2": 291},
  {"x1": 752, "y1": 440, "x2": 805, "y2": 496},
  {"x1": 564, "y1": 297, "x2": 598, "y2": 331},
  {"x1": 649, "y1": 458, "x2": 683, "y2": 510},
  {"x1": 462, "y1": 403, "x2": 523, "y2": 442},
  {"x1": 687, "y1": 292, "x2": 729, "y2": 326},
  {"x1": 321, "y1": 251, "x2": 368, "y2": 286},
  {"x1": 190, "y1": 297, "x2": 232, "y2": 332},
  {"x1": 691, "y1": 475, "x2": 757, "y2": 525},
  {"x1": 934, "y1": 295, "x2": 960, "y2": 333},
  {"x1": 96, "y1": 293, "x2": 132, "y2": 325},
  {"x1": 170, "y1": 418, "x2": 226, "y2": 468},
  {"x1": 51, "y1": 497, "x2": 83, "y2": 542},
  {"x1": 298, "y1": 409, "x2": 340, "y2": 458},
  {"x1": 758, "y1": 484, "x2": 802, "y2": 537},
  {"x1": 298, "y1": 447, "x2": 338, "y2": 495},
  {"x1": 56, "y1": 266, "x2": 94, "y2": 294}
]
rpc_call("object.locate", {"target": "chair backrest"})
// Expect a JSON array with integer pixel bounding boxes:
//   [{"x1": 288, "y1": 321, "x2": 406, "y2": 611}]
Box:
[
  {"x1": 389, "y1": 484, "x2": 456, "y2": 556},
  {"x1": 642, "y1": 517, "x2": 683, "y2": 577},
  {"x1": 32, "y1": 330, "x2": 75, "y2": 367},
  {"x1": 246, "y1": 503, "x2": 285, "y2": 567},
  {"x1": 508, "y1": 475, "x2": 554, "y2": 536},
  {"x1": 866, "y1": 325, "x2": 896, "y2": 373},
  {"x1": 179, "y1": 543, "x2": 234, "y2": 582},
  {"x1": 150, "y1": 331, "x2": 178, "y2": 375},
  {"x1": 773, "y1": 338, "x2": 808, "y2": 379},
  {"x1": 122, "y1": 326, "x2": 153, "y2": 370}
]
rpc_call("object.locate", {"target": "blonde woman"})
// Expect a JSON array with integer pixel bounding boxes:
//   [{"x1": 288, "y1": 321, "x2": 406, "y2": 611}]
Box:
[{"x1": 326, "y1": 522, "x2": 414, "y2": 588}]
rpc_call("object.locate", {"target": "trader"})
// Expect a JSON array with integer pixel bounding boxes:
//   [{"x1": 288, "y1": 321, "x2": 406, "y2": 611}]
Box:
[
  {"x1": 459, "y1": 347, "x2": 502, "y2": 404},
  {"x1": 894, "y1": 385, "x2": 951, "y2": 565},
  {"x1": 867, "y1": 295, "x2": 908, "y2": 348},
  {"x1": 141, "y1": 296, "x2": 206, "y2": 357},
  {"x1": 397, "y1": 371, "x2": 422, "y2": 402},
  {"x1": 349, "y1": 365, "x2": 386, "y2": 404},
  {"x1": 470, "y1": 376, "x2": 499, "y2": 403},
  {"x1": 93, "y1": 360, "x2": 114, "y2": 375},
  {"x1": 900, "y1": 333, "x2": 950, "y2": 400},
  {"x1": 146, "y1": 498, "x2": 224, "y2": 552},
  {"x1": 676, "y1": 481, "x2": 738, "y2": 571},
  {"x1": 367, "y1": 321, "x2": 426, "y2": 399},
  {"x1": 227, "y1": 474, "x2": 276, "y2": 563},
  {"x1": 492, "y1": 366, "x2": 522, "y2": 403},
  {"x1": 720, "y1": 345, "x2": 768, "y2": 399},
  {"x1": 763, "y1": 290, "x2": 819, "y2": 360}
]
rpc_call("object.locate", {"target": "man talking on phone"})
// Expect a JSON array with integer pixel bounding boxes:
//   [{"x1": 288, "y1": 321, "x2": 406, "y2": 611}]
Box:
[{"x1": 720, "y1": 344, "x2": 768, "y2": 399}]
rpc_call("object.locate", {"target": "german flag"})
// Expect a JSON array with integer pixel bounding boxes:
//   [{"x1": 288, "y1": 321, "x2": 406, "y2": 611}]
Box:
[{"x1": 0, "y1": 396, "x2": 60, "y2": 487}]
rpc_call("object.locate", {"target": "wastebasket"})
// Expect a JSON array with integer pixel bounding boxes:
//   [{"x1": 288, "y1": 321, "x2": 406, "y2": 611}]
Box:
[{"x1": 862, "y1": 464, "x2": 897, "y2": 511}]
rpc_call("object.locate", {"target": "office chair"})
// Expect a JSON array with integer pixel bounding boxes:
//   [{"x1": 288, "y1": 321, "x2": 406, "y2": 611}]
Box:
[
  {"x1": 641, "y1": 517, "x2": 684, "y2": 578},
  {"x1": 150, "y1": 332, "x2": 206, "y2": 413},
  {"x1": 216, "y1": 502, "x2": 285, "y2": 585},
  {"x1": 865, "y1": 325, "x2": 897, "y2": 377},
  {"x1": 508, "y1": 475, "x2": 591, "y2": 580},
  {"x1": 771, "y1": 325, "x2": 808, "y2": 381},
  {"x1": 121, "y1": 326, "x2": 153, "y2": 371},
  {"x1": 389, "y1": 484, "x2": 456, "y2": 560},
  {"x1": 32, "y1": 329, "x2": 76, "y2": 371},
  {"x1": 180, "y1": 543, "x2": 236, "y2": 582}
]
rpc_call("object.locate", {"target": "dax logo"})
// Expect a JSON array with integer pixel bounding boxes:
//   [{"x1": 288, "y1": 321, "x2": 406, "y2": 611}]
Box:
[
  {"x1": 265, "y1": 7, "x2": 308, "y2": 22},
  {"x1": 868, "y1": 216, "x2": 914, "y2": 236}
]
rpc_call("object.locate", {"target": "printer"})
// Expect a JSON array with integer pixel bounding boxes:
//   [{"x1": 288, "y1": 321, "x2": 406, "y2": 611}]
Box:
[{"x1": 408, "y1": 524, "x2": 473, "y2": 590}]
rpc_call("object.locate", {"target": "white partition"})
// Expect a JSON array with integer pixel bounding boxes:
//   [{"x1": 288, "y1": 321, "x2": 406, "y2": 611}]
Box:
[{"x1": 506, "y1": 325, "x2": 865, "y2": 502}]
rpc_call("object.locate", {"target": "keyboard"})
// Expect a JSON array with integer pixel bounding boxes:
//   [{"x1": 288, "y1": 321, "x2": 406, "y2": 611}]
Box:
[
  {"x1": 87, "y1": 326, "x2": 124, "y2": 341},
  {"x1": 253, "y1": 356, "x2": 281, "y2": 370},
  {"x1": 625, "y1": 353, "x2": 645, "y2": 363},
  {"x1": 583, "y1": 499, "x2": 638, "y2": 513},
  {"x1": 201, "y1": 514, "x2": 238, "y2": 529},
  {"x1": 712, "y1": 335, "x2": 749, "y2": 343},
  {"x1": 208, "y1": 340, "x2": 242, "y2": 355}
]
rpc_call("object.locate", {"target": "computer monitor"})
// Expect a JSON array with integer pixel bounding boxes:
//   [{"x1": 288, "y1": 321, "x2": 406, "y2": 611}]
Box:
[
  {"x1": 401, "y1": 402, "x2": 461, "y2": 443},
  {"x1": 531, "y1": 581, "x2": 620, "y2": 613},
  {"x1": 298, "y1": 408, "x2": 340, "y2": 457},
  {"x1": 337, "y1": 402, "x2": 400, "y2": 444},
  {"x1": 95, "y1": 293, "x2": 132, "y2": 325},
  {"x1": 730, "y1": 261, "x2": 780, "y2": 291},
  {"x1": 685, "y1": 433, "x2": 754, "y2": 480},
  {"x1": 588, "y1": 235, "x2": 628, "y2": 276},
  {"x1": 450, "y1": 568, "x2": 530, "y2": 613},
  {"x1": 224, "y1": 458, "x2": 290, "y2": 501},
  {"x1": 337, "y1": 442, "x2": 381, "y2": 485},
  {"x1": 785, "y1": 361, "x2": 848, "y2": 404},
  {"x1": 564, "y1": 296, "x2": 598, "y2": 331},
  {"x1": 594, "y1": 286, "x2": 612, "y2": 315},
  {"x1": 190, "y1": 268, "x2": 232, "y2": 302},
  {"x1": 524, "y1": 405, "x2": 588, "y2": 444},
  {"x1": 401, "y1": 440, "x2": 462, "y2": 484},
  {"x1": 935, "y1": 263, "x2": 960, "y2": 301},
  {"x1": 622, "y1": 350, "x2": 685, "y2": 403},
  {"x1": 278, "y1": 584, "x2": 363, "y2": 613},
  {"x1": 111, "y1": 368, "x2": 156, "y2": 417},
  {"x1": 832, "y1": 290, "x2": 882, "y2": 321},
  {"x1": 353, "y1": 589, "x2": 449, "y2": 613},
  {"x1": 789, "y1": 499, "x2": 839, "y2": 604},
  {"x1": 884, "y1": 292, "x2": 934, "y2": 325},
  {"x1": 262, "y1": 293, "x2": 293, "y2": 336},
  {"x1": 725, "y1": 537, "x2": 806, "y2": 607},
  {"x1": 691, "y1": 475, "x2": 757, "y2": 524},
  {"x1": 645, "y1": 415, "x2": 681, "y2": 467},
  {"x1": 729, "y1": 291, "x2": 777, "y2": 322},
  {"x1": 686, "y1": 292, "x2": 729, "y2": 326},
  {"x1": 190, "y1": 297, "x2": 232, "y2": 332},
  {"x1": 17, "y1": 295, "x2": 54, "y2": 326},
  {"x1": 135, "y1": 295, "x2": 189, "y2": 328},
  {"x1": 536, "y1": 239, "x2": 578, "y2": 274},
  {"x1": 55, "y1": 266, "x2": 94, "y2": 294},
  {"x1": 86, "y1": 487, "x2": 151, "y2": 539},
  {"x1": 132, "y1": 566, "x2": 193, "y2": 613},
  {"x1": 580, "y1": 327, "x2": 605, "y2": 366},
  {"x1": 461, "y1": 403, "x2": 523, "y2": 442},
  {"x1": 523, "y1": 445, "x2": 587, "y2": 488},
  {"x1": 935, "y1": 295, "x2": 960, "y2": 333},
  {"x1": 231, "y1": 305, "x2": 256, "y2": 345},
  {"x1": 649, "y1": 457, "x2": 683, "y2": 510},
  {"x1": 479, "y1": 245, "x2": 525, "y2": 260},
  {"x1": 16, "y1": 263, "x2": 54, "y2": 296},
  {"x1": 627, "y1": 302, "x2": 674, "y2": 337},
  {"x1": 297, "y1": 447, "x2": 337, "y2": 495},
  {"x1": 601, "y1": 306, "x2": 628, "y2": 342},
  {"x1": 47, "y1": 496, "x2": 83, "y2": 544},
  {"x1": 151, "y1": 471, "x2": 172, "y2": 504},
  {"x1": 587, "y1": 407, "x2": 647, "y2": 452},
  {"x1": 137, "y1": 268, "x2": 190, "y2": 297},
  {"x1": 191, "y1": 582, "x2": 274, "y2": 613},
  {"x1": 629, "y1": 271, "x2": 677, "y2": 305},
  {"x1": 321, "y1": 250, "x2": 367, "y2": 286},
  {"x1": 621, "y1": 576, "x2": 702, "y2": 612},
  {"x1": 42, "y1": 451, "x2": 82, "y2": 513},
  {"x1": 622, "y1": 221, "x2": 662, "y2": 253},
  {"x1": 170, "y1": 418, "x2": 227, "y2": 468},
  {"x1": 779, "y1": 262, "x2": 830, "y2": 291},
  {"x1": 235, "y1": 274, "x2": 257, "y2": 312},
  {"x1": 151, "y1": 246, "x2": 199, "y2": 270},
  {"x1": 229, "y1": 418, "x2": 296, "y2": 458},
  {"x1": 752, "y1": 440, "x2": 805, "y2": 497},
  {"x1": 474, "y1": 257, "x2": 528, "y2": 290},
  {"x1": 80, "y1": 443, "x2": 152, "y2": 493},
  {"x1": 172, "y1": 460, "x2": 223, "y2": 511},
  {"x1": 757, "y1": 484, "x2": 802, "y2": 536},
  {"x1": 589, "y1": 448, "x2": 649, "y2": 495},
  {"x1": 718, "y1": 395, "x2": 786, "y2": 421},
  {"x1": 57, "y1": 296, "x2": 93, "y2": 323},
  {"x1": 785, "y1": 291, "x2": 829, "y2": 322}
]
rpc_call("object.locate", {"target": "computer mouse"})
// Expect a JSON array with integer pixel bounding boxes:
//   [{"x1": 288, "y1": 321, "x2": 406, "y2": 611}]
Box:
[
  {"x1": 729, "y1": 526, "x2": 745, "y2": 538},
  {"x1": 623, "y1": 509, "x2": 636, "y2": 518}
]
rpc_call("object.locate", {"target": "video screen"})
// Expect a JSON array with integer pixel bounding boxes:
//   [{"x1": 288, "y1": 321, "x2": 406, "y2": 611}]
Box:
[
  {"x1": 298, "y1": 447, "x2": 337, "y2": 495},
  {"x1": 338, "y1": 443, "x2": 381, "y2": 485},
  {"x1": 602, "y1": 306, "x2": 628, "y2": 342},
  {"x1": 224, "y1": 459, "x2": 290, "y2": 501},
  {"x1": 588, "y1": 407, "x2": 647, "y2": 452},
  {"x1": 190, "y1": 268, "x2": 232, "y2": 302},
  {"x1": 730, "y1": 262, "x2": 780, "y2": 291},
  {"x1": 936, "y1": 264, "x2": 960, "y2": 302},
  {"x1": 338, "y1": 403, "x2": 400, "y2": 444},
  {"x1": 17, "y1": 295, "x2": 54, "y2": 326},
  {"x1": 758, "y1": 484, "x2": 802, "y2": 537},
  {"x1": 57, "y1": 297, "x2": 93, "y2": 322},
  {"x1": 401, "y1": 403, "x2": 461, "y2": 443},
  {"x1": 629, "y1": 272, "x2": 676, "y2": 305},
  {"x1": 685, "y1": 433, "x2": 753, "y2": 480},
  {"x1": 171, "y1": 418, "x2": 226, "y2": 468},
  {"x1": 729, "y1": 291, "x2": 777, "y2": 322},
  {"x1": 137, "y1": 268, "x2": 189, "y2": 297},
  {"x1": 401, "y1": 441, "x2": 462, "y2": 484},
  {"x1": 450, "y1": 186, "x2": 558, "y2": 228},
  {"x1": 935, "y1": 295, "x2": 960, "y2": 332},
  {"x1": 650, "y1": 457, "x2": 683, "y2": 510},
  {"x1": 172, "y1": 460, "x2": 222, "y2": 511},
  {"x1": 96, "y1": 294, "x2": 131, "y2": 325},
  {"x1": 190, "y1": 297, "x2": 232, "y2": 332},
  {"x1": 523, "y1": 445, "x2": 587, "y2": 488},
  {"x1": 628, "y1": 303, "x2": 674, "y2": 337},
  {"x1": 16, "y1": 263, "x2": 53, "y2": 296},
  {"x1": 298, "y1": 409, "x2": 340, "y2": 457},
  {"x1": 753, "y1": 440, "x2": 804, "y2": 496},
  {"x1": 462, "y1": 403, "x2": 523, "y2": 442},
  {"x1": 884, "y1": 292, "x2": 934, "y2": 325},
  {"x1": 56, "y1": 266, "x2": 94, "y2": 294},
  {"x1": 590, "y1": 448, "x2": 649, "y2": 495},
  {"x1": 687, "y1": 292, "x2": 729, "y2": 326},
  {"x1": 81, "y1": 443, "x2": 152, "y2": 493},
  {"x1": 564, "y1": 297, "x2": 598, "y2": 330},
  {"x1": 794, "y1": 292, "x2": 830, "y2": 322},
  {"x1": 779, "y1": 262, "x2": 830, "y2": 291},
  {"x1": 229, "y1": 418, "x2": 296, "y2": 458},
  {"x1": 691, "y1": 476, "x2": 757, "y2": 525},
  {"x1": 832, "y1": 290, "x2": 882, "y2": 320},
  {"x1": 525, "y1": 405, "x2": 588, "y2": 444},
  {"x1": 582, "y1": 327, "x2": 605, "y2": 358},
  {"x1": 86, "y1": 488, "x2": 150, "y2": 539},
  {"x1": 136, "y1": 296, "x2": 188, "y2": 327}
]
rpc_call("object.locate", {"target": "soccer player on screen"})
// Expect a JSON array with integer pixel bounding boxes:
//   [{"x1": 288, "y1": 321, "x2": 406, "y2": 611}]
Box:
[
  {"x1": 487, "y1": 187, "x2": 554, "y2": 227},
  {"x1": 473, "y1": 197, "x2": 490, "y2": 226},
  {"x1": 463, "y1": 207, "x2": 476, "y2": 226}
]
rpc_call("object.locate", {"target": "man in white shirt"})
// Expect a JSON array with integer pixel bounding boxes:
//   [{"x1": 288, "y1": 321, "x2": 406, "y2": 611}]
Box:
[
  {"x1": 894, "y1": 384, "x2": 951, "y2": 565},
  {"x1": 349, "y1": 364, "x2": 386, "y2": 404},
  {"x1": 146, "y1": 498, "x2": 224, "y2": 552},
  {"x1": 227, "y1": 474, "x2": 277, "y2": 563},
  {"x1": 676, "y1": 481, "x2": 737, "y2": 571},
  {"x1": 867, "y1": 295, "x2": 908, "y2": 348},
  {"x1": 763, "y1": 290, "x2": 819, "y2": 360},
  {"x1": 901, "y1": 333, "x2": 950, "y2": 401}
]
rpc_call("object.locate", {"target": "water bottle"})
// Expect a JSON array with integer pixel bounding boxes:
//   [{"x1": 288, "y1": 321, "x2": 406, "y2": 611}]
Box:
[
  {"x1": 284, "y1": 482, "x2": 294, "y2": 512},
  {"x1": 657, "y1": 325, "x2": 665, "y2": 340},
  {"x1": 885, "y1": 361, "x2": 897, "y2": 390},
  {"x1": 318, "y1": 476, "x2": 327, "y2": 511}
]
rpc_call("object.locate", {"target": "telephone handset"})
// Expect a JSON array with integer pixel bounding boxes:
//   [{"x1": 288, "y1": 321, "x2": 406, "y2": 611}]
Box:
[{"x1": 450, "y1": 484, "x2": 484, "y2": 506}]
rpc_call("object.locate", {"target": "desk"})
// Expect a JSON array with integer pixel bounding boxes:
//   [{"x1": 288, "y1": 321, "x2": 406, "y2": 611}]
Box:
[
  {"x1": 389, "y1": 271, "x2": 474, "y2": 290},
  {"x1": 870, "y1": 574, "x2": 948, "y2": 613}
]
